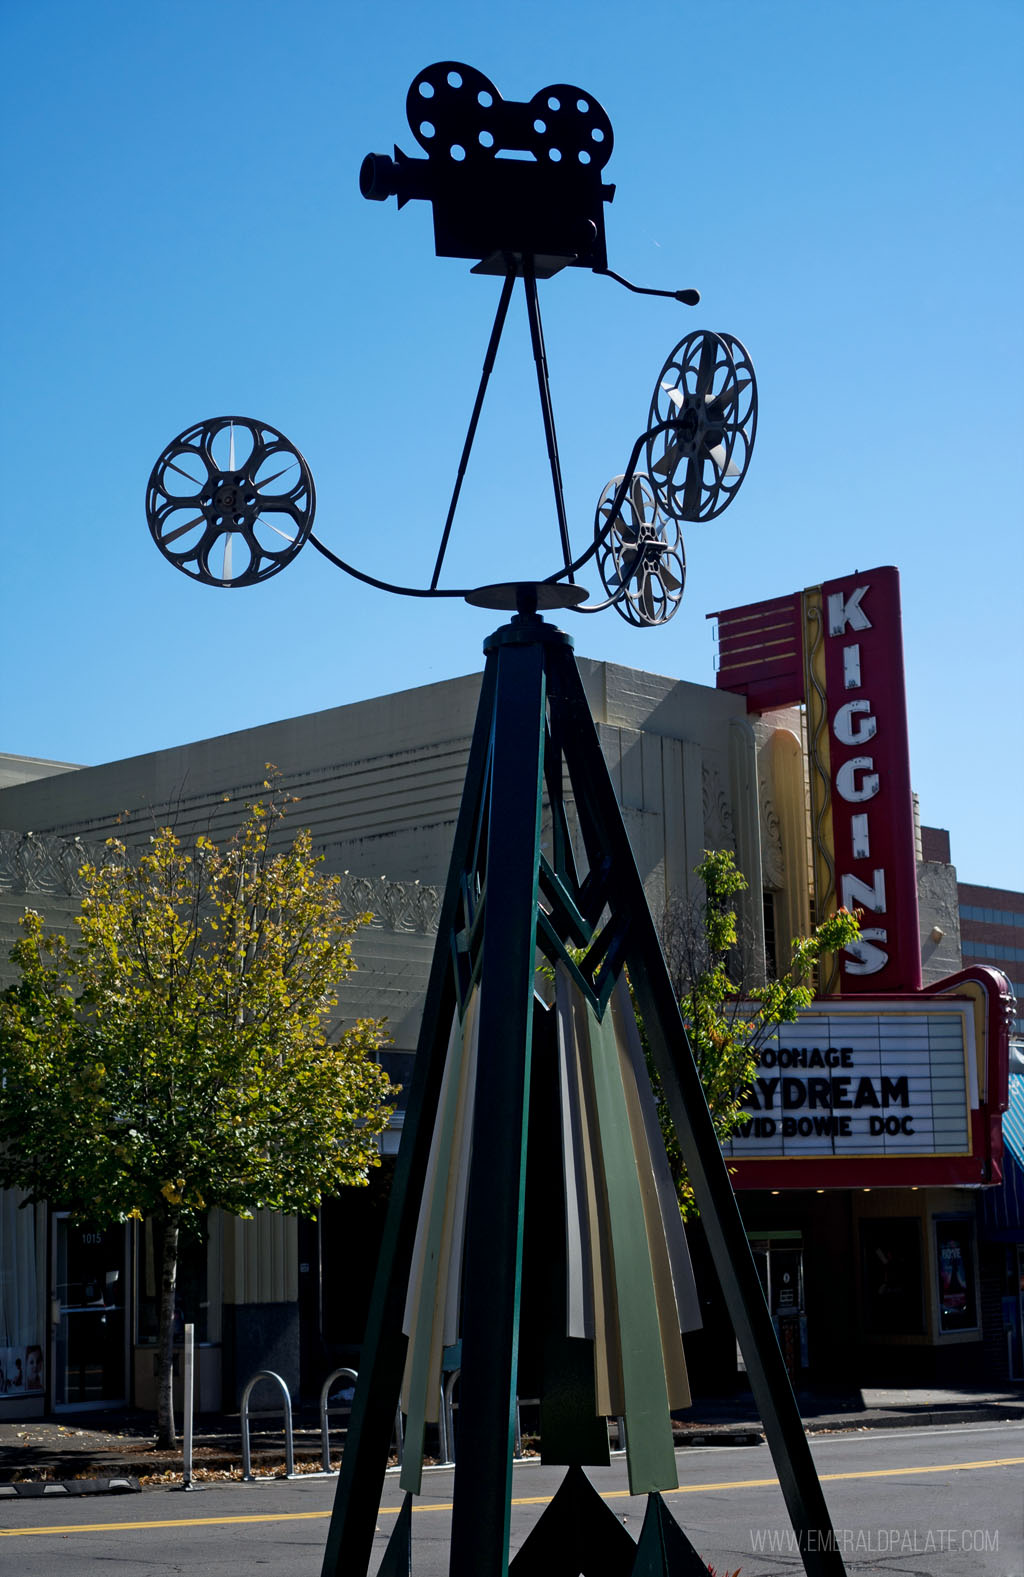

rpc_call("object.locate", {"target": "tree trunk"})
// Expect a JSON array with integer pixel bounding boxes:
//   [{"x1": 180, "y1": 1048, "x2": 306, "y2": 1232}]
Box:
[{"x1": 156, "y1": 1214, "x2": 180, "y2": 1449}]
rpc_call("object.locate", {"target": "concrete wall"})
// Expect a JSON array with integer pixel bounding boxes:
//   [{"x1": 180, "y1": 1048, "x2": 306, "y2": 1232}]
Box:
[
  {"x1": 0, "y1": 753, "x2": 81, "y2": 793},
  {"x1": 0, "y1": 658, "x2": 754, "y2": 995},
  {"x1": 918, "y1": 857, "x2": 965, "y2": 985}
]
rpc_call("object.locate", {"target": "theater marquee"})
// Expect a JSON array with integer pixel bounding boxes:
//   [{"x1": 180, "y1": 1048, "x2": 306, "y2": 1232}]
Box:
[
  {"x1": 723, "y1": 973, "x2": 1010, "y2": 1190},
  {"x1": 724, "y1": 1000, "x2": 975, "y2": 1160}
]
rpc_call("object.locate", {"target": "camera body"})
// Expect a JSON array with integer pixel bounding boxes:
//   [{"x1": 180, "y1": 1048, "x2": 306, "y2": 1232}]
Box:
[{"x1": 360, "y1": 62, "x2": 615, "y2": 277}]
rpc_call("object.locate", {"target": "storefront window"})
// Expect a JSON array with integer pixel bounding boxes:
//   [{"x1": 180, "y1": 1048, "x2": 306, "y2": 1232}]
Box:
[
  {"x1": 0, "y1": 1190, "x2": 43, "y2": 1399},
  {"x1": 136, "y1": 1220, "x2": 209, "y2": 1345},
  {"x1": 934, "y1": 1217, "x2": 978, "y2": 1332},
  {"x1": 860, "y1": 1217, "x2": 925, "y2": 1335}
]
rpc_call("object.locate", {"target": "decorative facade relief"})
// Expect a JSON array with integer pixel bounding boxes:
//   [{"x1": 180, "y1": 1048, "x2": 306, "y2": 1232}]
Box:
[
  {"x1": 0, "y1": 830, "x2": 104, "y2": 896},
  {"x1": 702, "y1": 764, "x2": 735, "y2": 851},
  {"x1": 338, "y1": 874, "x2": 441, "y2": 934},
  {"x1": 759, "y1": 782, "x2": 785, "y2": 891},
  {"x1": 0, "y1": 829, "x2": 441, "y2": 935}
]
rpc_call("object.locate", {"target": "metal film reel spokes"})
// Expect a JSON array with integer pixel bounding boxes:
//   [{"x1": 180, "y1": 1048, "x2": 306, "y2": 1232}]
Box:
[
  {"x1": 645, "y1": 331, "x2": 757, "y2": 523},
  {"x1": 146, "y1": 417, "x2": 315, "y2": 588},
  {"x1": 593, "y1": 472, "x2": 685, "y2": 625}
]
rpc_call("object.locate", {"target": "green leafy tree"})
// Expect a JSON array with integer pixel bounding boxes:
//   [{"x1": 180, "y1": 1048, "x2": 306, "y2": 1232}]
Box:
[
  {"x1": 653, "y1": 848, "x2": 860, "y2": 1216},
  {"x1": 0, "y1": 788, "x2": 393, "y2": 1446}
]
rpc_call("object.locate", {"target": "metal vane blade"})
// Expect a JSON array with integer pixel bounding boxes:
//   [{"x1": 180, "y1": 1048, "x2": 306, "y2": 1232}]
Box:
[
  {"x1": 255, "y1": 462, "x2": 298, "y2": 491},
  {"x1": 608, "y1": 547, "x2": 641, "y2": 590},
  {"x1": 162, "y1": 513, "x2": 206, "y2": 545},
  {"x1": 694, "y1": 334, "x2": 719, "y2": 401},
  {"x1": 165, "y1": 458, "x2": 206, "y2": 487},
  {"x1": 707, "y1": 444, "x2": 741, "y2": 477},
  {"x1": 681, "y1": 454, "x2": 704, "y2": 518},
  {"x1": 706, "y1": 378, "x2": 750, "y2": 412},
  {"x1": 629, "y1": 477, "x2": 651, "y2": 514}
]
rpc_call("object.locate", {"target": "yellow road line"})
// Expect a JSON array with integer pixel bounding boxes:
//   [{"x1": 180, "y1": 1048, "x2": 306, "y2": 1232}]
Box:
[{"x1": 3, "y1": 1456, "x2": 1022, "y2": 1538}]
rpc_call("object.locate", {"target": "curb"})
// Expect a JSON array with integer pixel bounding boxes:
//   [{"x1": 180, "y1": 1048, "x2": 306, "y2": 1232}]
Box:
[
  {"x1": 813, "y1": 1406, "x2": 1024, "y2": 1432},
  {"x1": 1, "y1": 1407, "x2": 1020, "y2": 1490},
  {"x1": 0, "y1": 1477, "x2": 141, "y2": 1498}
]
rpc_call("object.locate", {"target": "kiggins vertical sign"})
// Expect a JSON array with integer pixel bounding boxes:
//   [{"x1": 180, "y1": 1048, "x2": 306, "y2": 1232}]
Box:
[
  {"x1": 806, "y1": 568, "x2": 921, "y2": 993},
  {"x1": 712, "y1": 565, "x2": 922, "y2": 994}
]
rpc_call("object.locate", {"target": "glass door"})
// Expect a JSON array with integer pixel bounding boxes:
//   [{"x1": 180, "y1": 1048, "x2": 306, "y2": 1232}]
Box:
[
  {"x1": 50, "y1": 1217, "x2": 129, "y2": 1410},
  {"x1": 746, "y1": 1237, "x2": 807, "y2": 1381}
]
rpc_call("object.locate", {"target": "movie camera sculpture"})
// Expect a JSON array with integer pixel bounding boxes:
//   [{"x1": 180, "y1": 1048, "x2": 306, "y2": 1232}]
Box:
[{"x1": 146, "y1": 63, "x2": 843, "y2": 1577}]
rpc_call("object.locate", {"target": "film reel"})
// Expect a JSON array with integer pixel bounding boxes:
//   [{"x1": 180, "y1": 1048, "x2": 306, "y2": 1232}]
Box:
[
  {"x1": 645, "y1": 331, "x2": 757, "y2": 522},
  {"x1": 146, "y1": 417, "x2": 315, "y2": 588}
]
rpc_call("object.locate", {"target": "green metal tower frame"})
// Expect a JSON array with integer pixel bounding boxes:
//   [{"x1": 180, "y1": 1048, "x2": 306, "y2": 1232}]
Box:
[{"x1": 320, "y1": 602, "x2": 847, "y2": 1577}]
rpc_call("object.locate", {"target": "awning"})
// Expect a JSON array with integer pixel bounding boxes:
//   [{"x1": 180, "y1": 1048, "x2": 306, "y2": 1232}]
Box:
[{"x1": 981, "y1": 1073, "x2": 1024, "y2": 1241}]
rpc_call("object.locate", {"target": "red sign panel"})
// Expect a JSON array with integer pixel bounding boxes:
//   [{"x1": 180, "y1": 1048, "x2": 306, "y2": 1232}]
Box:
[
  {"x1": 821, "y1": 568, "x2": 921, "y2": 993},
  {"x1": 707, "y1": 592, "x2": 804, "y2": 710}
]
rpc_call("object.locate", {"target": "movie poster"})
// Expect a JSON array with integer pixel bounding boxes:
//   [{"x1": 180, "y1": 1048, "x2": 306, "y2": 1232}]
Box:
[
  {"x1": 0, "y1": 1344, "x2": 44, "y2": 1395},
  {"x1": 936, "y1": 1218, "x2": 978, "y2": 1332}
]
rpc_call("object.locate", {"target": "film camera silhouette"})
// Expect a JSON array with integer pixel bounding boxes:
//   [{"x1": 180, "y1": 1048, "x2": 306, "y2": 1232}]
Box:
[{"x1": 359, "y1": 61, "x2": 616, "y2": 277}]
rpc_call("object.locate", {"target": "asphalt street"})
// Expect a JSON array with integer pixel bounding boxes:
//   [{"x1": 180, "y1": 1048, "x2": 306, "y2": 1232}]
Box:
[{"x1": 1, "y1": 1421, "x2": 1021, "y2": 1576}]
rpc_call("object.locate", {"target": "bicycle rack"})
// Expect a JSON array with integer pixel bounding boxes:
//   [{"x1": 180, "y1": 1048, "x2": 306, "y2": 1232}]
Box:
[
  {"x1": 240, "y1": 1370, "x2": 297, "y2": 1481},
  {"x1": 319, "y1": 1367, "x2": 405, "y2": 1474},
  {"x1": 436, "y1": 1371, "x2": 531, "y2": 1467},
  {"x1": 438, "y1": 1368, "x2": 459, "y2": 1466}
]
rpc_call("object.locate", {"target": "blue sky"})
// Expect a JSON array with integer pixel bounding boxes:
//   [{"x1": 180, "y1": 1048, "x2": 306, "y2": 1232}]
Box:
[{"x1": 3, "y1": 1, "x2": 1022, "y2": 889}]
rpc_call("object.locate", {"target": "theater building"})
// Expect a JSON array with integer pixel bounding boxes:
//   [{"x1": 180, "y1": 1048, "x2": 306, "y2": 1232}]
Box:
[
  {"x1": 0, "y1": 564, "x2": 1013, "y2": 1419},
  {"x1": 707, "y1": 566, "x2": 1013, "y2": 1387}
]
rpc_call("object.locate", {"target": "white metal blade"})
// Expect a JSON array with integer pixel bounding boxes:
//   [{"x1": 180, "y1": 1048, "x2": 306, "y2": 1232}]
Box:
[
  {"x1": 165, "y1": 458, "x2": 205, "y2": 487},
  {"x1": 707, "y1": 443, "x2": 741, "y2": 476},
  {"x1": 255, "y1": 461, "x2": 297, "y2": 491},
  {"x1": 706, "y1": 378, "x2": 750, "y2": 410}
]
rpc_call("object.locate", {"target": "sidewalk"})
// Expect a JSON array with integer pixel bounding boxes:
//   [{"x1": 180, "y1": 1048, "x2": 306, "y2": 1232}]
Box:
[{"x1": 1, "y1": 1386, "x2": 1022, "y2": 1490}]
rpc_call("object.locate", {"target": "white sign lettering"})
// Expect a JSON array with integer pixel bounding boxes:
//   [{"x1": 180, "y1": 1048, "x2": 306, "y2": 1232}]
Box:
[
  {"x1": 841, "y1": 869, "x2": 886, "y2": 913},
  {"x1": 843, "y1": 928, "x2": 889, "y2": 975},
  {"x1": 836, "y1": 756, "x2": 880, "y2": 802},
  {"x1": 827, "y1": 585, "x2": 872, "y2": 636},
  {"x1": 851, "y1": 812, "x2": 871, "y2": 859},
  {"x1": 725, "y1": 1003, "x2": 973, "y2": 1158},
  {"x1": 833, "y1": 699, "x2": 877, "y2": 747}
]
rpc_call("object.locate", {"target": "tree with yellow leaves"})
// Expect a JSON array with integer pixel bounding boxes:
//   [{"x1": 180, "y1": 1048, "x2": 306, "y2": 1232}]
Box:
[
  {"x1": 652, "y1": 849, "x2": 860, "y2": 1216},
  {"x1": 0, "y1": 788, "x2": 393, "y2": 1447}
]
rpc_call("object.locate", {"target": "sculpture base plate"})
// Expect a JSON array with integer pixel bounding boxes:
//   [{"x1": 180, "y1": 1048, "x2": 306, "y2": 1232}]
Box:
[{"x1": 465, "y1": 581, "x2": 589, "y2": 612}]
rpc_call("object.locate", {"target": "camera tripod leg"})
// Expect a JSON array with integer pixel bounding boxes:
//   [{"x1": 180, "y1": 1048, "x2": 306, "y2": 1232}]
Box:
[
  {"x1": 431, "y1": 269, "x2": 517, "y2": 590},
  {"x1": 523, "y1": 264, "x2": 574, "y2": 580}
]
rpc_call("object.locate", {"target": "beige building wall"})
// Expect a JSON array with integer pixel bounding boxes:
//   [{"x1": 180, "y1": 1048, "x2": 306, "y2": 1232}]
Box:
[{"x1": 1, "y1": 653, "x2": 973, "y2": 1408}]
